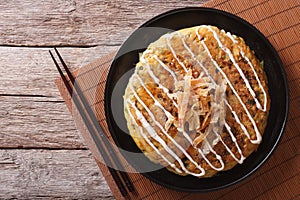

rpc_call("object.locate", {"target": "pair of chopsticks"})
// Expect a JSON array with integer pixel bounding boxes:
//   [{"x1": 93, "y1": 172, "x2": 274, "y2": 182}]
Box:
[{"x1": 49, "y1": 48, "x2": 134, "y2": 197}]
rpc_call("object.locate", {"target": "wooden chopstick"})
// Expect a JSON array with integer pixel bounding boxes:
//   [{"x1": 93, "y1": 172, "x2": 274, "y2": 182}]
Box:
[{"x1": 49, "y1": 48, "x2": 134, "y2": 197}]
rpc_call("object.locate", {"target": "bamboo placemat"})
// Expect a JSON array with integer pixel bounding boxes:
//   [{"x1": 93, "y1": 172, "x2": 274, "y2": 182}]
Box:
[{"x1": 55, "y1": 0, "x2": 300, "y2": 199}]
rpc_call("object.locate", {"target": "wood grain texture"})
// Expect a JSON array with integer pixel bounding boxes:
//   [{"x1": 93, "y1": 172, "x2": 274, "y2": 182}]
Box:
[
  {"x1": 0, "y1": 149, "x2": 114, "y2": 199},
  {"x1": 0, "y1": 47, "x2": 118, "y2": 149},
  {"x1": 0, "y1": 47, "x2": 117, "y2": 96},
  {"x1": 0, "y1": 95, "x2": 84, "y2": 149},
  {"x1": 0, "y1": 0, "x2": 207, "y2": 47},
  {"x1": 0, "y1": 0, "x2": 208, "y2": 199}
]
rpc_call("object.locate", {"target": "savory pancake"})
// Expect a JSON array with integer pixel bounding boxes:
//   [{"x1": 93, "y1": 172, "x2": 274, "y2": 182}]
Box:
[{"x1": 123, "y1": 25, "x2": 270, "y2": 178}]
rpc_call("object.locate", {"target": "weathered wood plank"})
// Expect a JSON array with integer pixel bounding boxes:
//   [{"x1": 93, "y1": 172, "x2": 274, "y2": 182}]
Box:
[
  {"x1": 0, "y1": 149, "x2": 114, "y2": 199},
  {"x1": 0, "y1": 96, "x2": 86, "y2": 149},
  {"x1": 0, "y1": 1, "x2": 209, "y2": 199},
  {"x1": 0, "y1": 0, "x2": 206, "y2": 46},
  {"x1": 0, "y1": 46, "x2": 117, "y2": 97},
  {"x1": 0, "y1": 46, "x2": 122, "y2": 148},
  {"x1": 0, "y1": 47, "x2": 117, "y2": 148}
]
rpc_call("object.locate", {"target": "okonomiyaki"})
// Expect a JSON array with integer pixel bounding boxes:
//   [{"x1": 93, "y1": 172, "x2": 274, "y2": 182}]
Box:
[{"x1": 123, "y1": 25, "x2": 270, "y2": 178}]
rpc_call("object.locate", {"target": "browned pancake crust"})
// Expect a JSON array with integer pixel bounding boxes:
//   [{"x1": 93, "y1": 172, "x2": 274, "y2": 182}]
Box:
[{"x1": 124, "y1": 25, "x2": 270, "y2": 178}]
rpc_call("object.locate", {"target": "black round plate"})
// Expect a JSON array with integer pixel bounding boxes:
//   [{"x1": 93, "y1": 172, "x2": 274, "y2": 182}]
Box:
[{"x1": 104, "y1": 7, "x2": 289, "y2": 192}]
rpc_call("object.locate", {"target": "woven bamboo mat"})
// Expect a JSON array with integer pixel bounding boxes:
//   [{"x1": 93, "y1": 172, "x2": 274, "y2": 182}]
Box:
[{"x1": 55, "y1": 0, "x2": 300, "y2": 199}]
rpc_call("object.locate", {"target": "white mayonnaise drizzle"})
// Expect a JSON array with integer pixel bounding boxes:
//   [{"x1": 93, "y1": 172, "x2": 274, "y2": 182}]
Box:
[
  {"x1": 140, "y1": 50, "x2": 178, "y2": 108},
  {"x1": 226, "y1": 32, "x2": 268, "y2": 112},
  {"x1": 127, "y1": 101, "x2": 182, "y2": 173},
  {"x1": 133, "y1": 74, "x2": 175, "y2": 131},
  {"x1": 166, "y1": 35, "x2": 188, "y2": 73},
  {"x1": 125, "y1": 25, "x2": 267, "y2": 177},
  {"x1": 129, "y1": 80, "x2": 206, "y2": 176},
  {"x1": 151, "y1": 40, "x2": 225, "y2": 170},
  {"x1": 205, "y1": 26, "x2": 263, "y2": 111},
  {"x1": 168, "y1": 30, "x2": 254, "y2": 162},
  {"x1": 200, "y1": 35, "x2": 262, "y2": 144},
  {"x1": 153, "y1": 55, "x2": 178, "y2": 82}
]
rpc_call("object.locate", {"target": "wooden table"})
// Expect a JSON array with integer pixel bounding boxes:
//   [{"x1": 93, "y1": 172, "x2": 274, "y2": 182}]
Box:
[
  {"x1": 0, "y1": 1, "x2": 208, "y2": 199},
  {"x1": 2, "y1": 0, "x2": 299, "y2": 199}
]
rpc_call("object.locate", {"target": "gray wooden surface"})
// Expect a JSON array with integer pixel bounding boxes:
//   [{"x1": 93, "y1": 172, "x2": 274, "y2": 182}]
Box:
[{"x1": 0, "y1": 1, "x2": 208, "y2": 199}]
